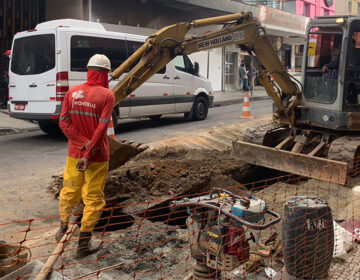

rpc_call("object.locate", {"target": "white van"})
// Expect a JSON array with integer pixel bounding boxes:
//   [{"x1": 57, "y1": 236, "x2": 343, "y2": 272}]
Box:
[{"x1": 8, "y1": 19, "x2": 213, "y2": 135}]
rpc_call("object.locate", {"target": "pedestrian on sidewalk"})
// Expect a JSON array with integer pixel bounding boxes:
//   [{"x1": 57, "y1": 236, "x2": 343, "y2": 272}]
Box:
[
  {"x1": 56, "y1": 54, "x2": 115, "y2": 258},
  {"x1": 239, "y1": 60, "x2": 249, "y2": 91},
  {"x1": 248, "y1": 62, "x2": 257, "y2": 96}
]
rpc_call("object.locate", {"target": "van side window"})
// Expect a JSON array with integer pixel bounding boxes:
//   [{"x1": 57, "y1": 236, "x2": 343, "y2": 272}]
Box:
[
  {"x1": 126, "y1": 40, "x2": 166, "y2": 74},
  {"x1": 174, "y1": 55, "x2": 186, "y2": 71},
  {"x1": 71, "y1": 35, "x2": 165, "y2": 74},
  {"x1": 71, "y1": 36, "x2": 127, "y2": 71},
  {"x1": 174, "y1": 55, "x2": 194, "y2": 75}
]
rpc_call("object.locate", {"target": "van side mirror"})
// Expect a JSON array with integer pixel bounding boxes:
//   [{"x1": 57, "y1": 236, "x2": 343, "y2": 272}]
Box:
[{"x1": 194, "y1": 62, "x2": 200, "y2": 76}]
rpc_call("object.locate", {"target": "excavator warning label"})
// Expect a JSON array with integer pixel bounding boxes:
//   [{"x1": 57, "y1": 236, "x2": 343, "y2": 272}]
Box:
[{"x1": 197, "y1": 31, "x2": 245, "y2": 50}]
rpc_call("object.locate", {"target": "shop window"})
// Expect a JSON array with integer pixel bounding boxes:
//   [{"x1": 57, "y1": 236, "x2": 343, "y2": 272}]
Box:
[
  {"x1": 283, "y1": 1, "x2": 296, "y2": 14},
  {"x1": 304, "y1": 3, "x2": 310, "y2": 17},
  {"x1": 349, "y1": 0, "x2": 352, "y2": 13}
]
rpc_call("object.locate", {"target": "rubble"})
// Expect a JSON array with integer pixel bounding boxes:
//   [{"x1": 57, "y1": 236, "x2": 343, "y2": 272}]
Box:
[
  {"x1": 44, "y1": 129, "x2": 360, "y2": 279},
  {"x1": 48, "y1": 148, "x2": 250, "y2": 204}
]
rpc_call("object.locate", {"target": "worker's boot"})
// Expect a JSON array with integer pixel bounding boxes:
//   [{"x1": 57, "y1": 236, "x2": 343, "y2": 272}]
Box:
[
  {"x1": 75, "y1": 232, "x2": 101, "y2": 259},
  {"x1": 55, "y1": 221, "x2": 68, "y2": 242}
]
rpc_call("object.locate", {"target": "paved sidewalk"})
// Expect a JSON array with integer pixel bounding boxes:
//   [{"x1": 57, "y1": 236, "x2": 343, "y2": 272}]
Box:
[
  {"x1": 212, "y1": 86, "x2": 269, "y2": 107},
  {"x1": 0, "y1": 108, "x2": 38, "y2": 134},
  {"x1": 0, "y1": 86, "x2": 269, "y2": 133}
]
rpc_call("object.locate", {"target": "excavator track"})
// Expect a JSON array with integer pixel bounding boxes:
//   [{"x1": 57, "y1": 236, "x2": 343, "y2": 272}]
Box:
[
  {"x1": 243, "y1": 122, "x2": 290, "y2": 146},
  {"x1": 328, "y1": 136, "x2": 360, "y2": 176}
]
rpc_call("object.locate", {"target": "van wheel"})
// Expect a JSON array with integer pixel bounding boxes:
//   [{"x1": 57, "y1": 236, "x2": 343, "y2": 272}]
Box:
[
  {"x1": 38, "y1": 121, "x2": 63, "y2": 137},
  {"x1": 192, "y1": 96, "x2": 208, "y2": 121},
  {"x1": 149, "y1": 115, "x2": 162, "y2": 120}
]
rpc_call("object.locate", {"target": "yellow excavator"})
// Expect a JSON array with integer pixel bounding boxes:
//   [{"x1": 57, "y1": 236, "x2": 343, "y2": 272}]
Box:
[{"x1": 110, "y1": 12, "x2": 357, "y2": 185}]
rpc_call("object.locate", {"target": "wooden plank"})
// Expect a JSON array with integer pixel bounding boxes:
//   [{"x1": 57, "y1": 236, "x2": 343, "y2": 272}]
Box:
[{"x1": 232, "y1": 140, "x2": 348, "y2": 185}]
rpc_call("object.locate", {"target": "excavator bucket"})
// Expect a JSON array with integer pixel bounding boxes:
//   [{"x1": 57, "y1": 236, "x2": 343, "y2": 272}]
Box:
[
  {"x1": 232, "y1": 141, "x2": 348, "y2": 185},
  {"x1": 108, "y1": 136, "x2": 148, "y2": 171}
]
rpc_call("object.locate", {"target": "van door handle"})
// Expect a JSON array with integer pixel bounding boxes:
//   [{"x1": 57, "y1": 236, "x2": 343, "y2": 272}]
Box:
[
  {"x1": 163, "y1": 75, "x2": 170, "y2": 79},
  {"x1": 47, "y1": 83, "x2": 55, "y2": 87},
  {"x1": 29, "y1": 84, "x2": 37, "y2": 88},
  {"x1": 174, "y1": 76, "x2": 181, "y2": 80},
  {"x1": 9, "y1": 85, "x2": 16, "y2": 88}
]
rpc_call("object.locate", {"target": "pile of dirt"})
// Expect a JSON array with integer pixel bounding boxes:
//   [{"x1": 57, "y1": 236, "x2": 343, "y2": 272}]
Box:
[{"x1": 49, "y1": 147, "x2": 250, "y2": 204}]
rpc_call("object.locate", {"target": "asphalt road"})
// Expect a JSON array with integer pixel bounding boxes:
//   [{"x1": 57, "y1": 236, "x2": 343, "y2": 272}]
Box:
[{"x1": 0, "y1": 99, "x2": 272, "y2": 225}]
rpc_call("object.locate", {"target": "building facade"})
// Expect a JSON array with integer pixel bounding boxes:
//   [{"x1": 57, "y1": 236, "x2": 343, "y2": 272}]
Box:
[
  {"x1": 283, "y1": 0, "x2": 335, "y2": 17},
  {"x1": 1, "y1": 0, "x2": 309, "y2": 91},
  {"x1": 0, "y1": 0, "x2": 45, "y2": 74},
  {"x1": 348, "y1": 0, "x2": 360, "y2": 15},
  {"x1": 280, "y1": 0, "x2": 336, "y2": 72}
]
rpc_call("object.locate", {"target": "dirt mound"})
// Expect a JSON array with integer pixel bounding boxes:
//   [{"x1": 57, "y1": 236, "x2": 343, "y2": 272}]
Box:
[{"x1": 48, "y1": 148, "x2": 248, "y2": 204}]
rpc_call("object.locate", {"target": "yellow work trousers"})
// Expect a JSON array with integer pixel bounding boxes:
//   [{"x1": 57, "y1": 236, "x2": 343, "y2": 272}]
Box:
[{"x1": 59, "y1": 157, "x2": 109, "y2": 232}]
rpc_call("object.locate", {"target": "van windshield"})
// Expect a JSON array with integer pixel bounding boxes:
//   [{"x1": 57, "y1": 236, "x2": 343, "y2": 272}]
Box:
[{"x1": 11, "y1": 34, "x2": 55, "y2": 75}]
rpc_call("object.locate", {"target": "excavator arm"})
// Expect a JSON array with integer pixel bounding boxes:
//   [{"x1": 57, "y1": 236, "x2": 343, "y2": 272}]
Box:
[
  {"x1": 109, "y1": 12, "x2": 302, "y2": 170},
  {"x1": 111, "y1": 12, "x2": 301, "y2": 124}
]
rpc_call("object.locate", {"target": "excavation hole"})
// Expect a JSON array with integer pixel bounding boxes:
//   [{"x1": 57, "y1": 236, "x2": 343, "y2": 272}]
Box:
[
  {"x1": 231, "y1": 164, "x2": 308, "y2": 190},
  {"x1": 141, "y1": 200, "x2": 189, "y2": 229},
  {"x1": 77, "y1": 209, "x2": 135, "y2": 232}
]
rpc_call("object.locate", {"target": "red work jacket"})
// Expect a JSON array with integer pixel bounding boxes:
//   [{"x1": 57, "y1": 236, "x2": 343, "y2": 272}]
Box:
[{"x1": 59, "y1": 70, "x2": 115, "y2": 162}]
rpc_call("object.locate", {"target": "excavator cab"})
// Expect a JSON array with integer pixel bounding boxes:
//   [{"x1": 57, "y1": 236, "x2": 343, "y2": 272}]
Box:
[{"x1": 299, "y1": 16, "x2": 360, "y2": 131}]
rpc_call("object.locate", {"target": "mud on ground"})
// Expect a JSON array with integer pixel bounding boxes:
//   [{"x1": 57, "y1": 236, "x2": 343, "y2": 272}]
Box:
[{"x1": 49, "y1": 148, "x2": 250, "y2": 204}]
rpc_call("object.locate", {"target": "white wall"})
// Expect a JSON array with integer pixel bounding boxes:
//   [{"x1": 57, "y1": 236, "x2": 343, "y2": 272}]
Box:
[
  {"x1": 189, "y1": 48, "x2": 223, "y2": 91},
  {"x1": 209, "y1": 48, "x2": 223, "y2": 91}
]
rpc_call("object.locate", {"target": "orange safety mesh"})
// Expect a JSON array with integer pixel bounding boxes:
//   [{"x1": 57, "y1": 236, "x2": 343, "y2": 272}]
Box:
[{"x1": 1, "y1": 161, "x2": 360, "y2": 280}]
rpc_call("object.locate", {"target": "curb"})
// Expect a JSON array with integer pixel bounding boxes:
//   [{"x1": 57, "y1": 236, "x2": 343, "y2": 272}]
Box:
[
  {"x1": 212, "y1": 96, "x2": 270, "y2": 107},
  {"x1": 0, "y1": 128, "x2": 20, "y2": 136}
]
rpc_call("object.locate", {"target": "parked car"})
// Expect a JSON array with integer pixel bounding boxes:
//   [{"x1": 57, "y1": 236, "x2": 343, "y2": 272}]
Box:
[{"x1": 8, "y1": 19, "x2": 213, "y2": 136}]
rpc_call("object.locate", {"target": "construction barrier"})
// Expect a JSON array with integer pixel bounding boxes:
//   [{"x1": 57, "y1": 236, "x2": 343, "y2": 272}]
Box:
[
  {"x1": 240, "y1": 92, "x2": 253, "y2": 119},
  {"x1": 106, "y1": 117, "x2": 116, "y2": 139},
  {"x1": 1, "y1": 161, "x2": 360, "y2": 280}
]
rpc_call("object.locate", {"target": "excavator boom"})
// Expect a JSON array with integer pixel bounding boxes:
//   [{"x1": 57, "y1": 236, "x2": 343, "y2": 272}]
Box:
[{"x1": 109, "y1": 12, "x2": 302, "y2": 170}]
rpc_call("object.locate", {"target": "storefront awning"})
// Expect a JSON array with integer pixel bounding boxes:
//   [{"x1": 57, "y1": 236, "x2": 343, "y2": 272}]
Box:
[{"x1": 258, "y1": 5, "x2": 309, "y2": 38}]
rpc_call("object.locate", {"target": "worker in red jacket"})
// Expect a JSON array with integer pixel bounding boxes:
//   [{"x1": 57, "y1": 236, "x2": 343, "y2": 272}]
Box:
[{"x1": 57, "y1": 54, "x2": 115, "y2": 258}]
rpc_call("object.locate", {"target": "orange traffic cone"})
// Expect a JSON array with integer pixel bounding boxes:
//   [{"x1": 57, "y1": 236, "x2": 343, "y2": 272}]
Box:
[
  {"x1": 240, "y1": 92, "x2": 253, "y2": 119},
  {"x1": 107, "y1": 117, "x2": 116, "y2": 139}
]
